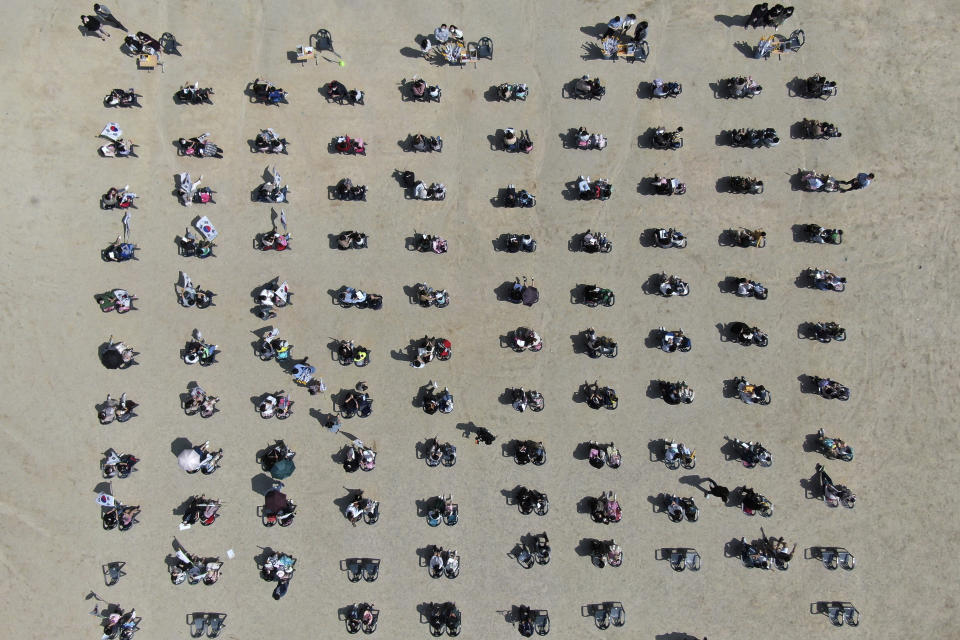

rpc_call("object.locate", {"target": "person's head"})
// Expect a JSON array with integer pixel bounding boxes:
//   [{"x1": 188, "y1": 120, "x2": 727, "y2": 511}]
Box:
[
  {"x1": 440, "y1": 24, "x2": 447, "y2": 29},
  {"x1": 867, "y1": 173, "x2": 875, "y2": 179}
]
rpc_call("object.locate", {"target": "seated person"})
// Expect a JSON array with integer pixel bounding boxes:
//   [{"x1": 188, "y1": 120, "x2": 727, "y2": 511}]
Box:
[
  {"x1": 413, "y1": 181, "x2": 428, "y2": 199},
  {"x1": 101, "y1": 187, "x2": 120, "y2": 208},
  {"x1": 575, "y1": 75, "x2": 593, "y2": 95},
  {"x1": 437, "y1": 389, "x2": 454, "y2": 413},
  {"x1": 336, "y1": 232, "x2": 352, "y2": 249},
  {"x1": 633, "y1": 20, "x2": 648, "y2": 42},
  {"x1": 587, "y1": 390, "x2": 603, "y2": 409},
  {"x1": 503, "y1": 184, "x2": 517, "y2": 207},
  {"x1": 577, "y1": 175, "x2": 592, "y2": 199},
  {"x1": 327, "y1": 80, "x2": 347, "y2": 99},
  {"x1": 502, "y1": 128, "x2": 518, "y2": 150},
  {"x1": 582, "y1": 230, "x2": 599, "y2": 251},
  {"x1": 510, "y1": 278, "x2": 524, "y2": 301},
  {"x1": 429, "y1": 548, "x2": 444, "y2": 575},
  {"x1": 341, "y1": 288, "x2": 367, "y2": 304},
  {"x1": 345, "y1": 500, "x2": 363, "y2": 524},
  {"x1": 666, "y1": 498, "x2": 684, "y2": 521},
  {"x1": 427, "y1": 183, "x2": 445, "y2": 199}
]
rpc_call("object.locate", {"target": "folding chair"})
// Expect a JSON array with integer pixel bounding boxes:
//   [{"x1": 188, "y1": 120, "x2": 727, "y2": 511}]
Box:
[
  {"x1": 207, "y1": 613, "x2": 227, "y2": 638},
  {"x1": 102, "y1": 562, "x2": 126, "y2": 586},
  {"x1": 362, "y1": 558, "x2": 380, "y2": 582},
  {"x1": 608, "y1": 602, "x2": 625, "y2": 627},
  {"x1": 341, "y1": 558, "x2": 362, "y2": 582},
  {"x1": 466, "y1": 42, "x2": 479, "y2": 68},
  {"x1": 587, "y1": 603, "x2": 610, "y2": 630},
  {"x1": 477, "y1": 37, "x2": 493, "y2": 60},
  {"x1": 313, "y1": 29, "x2": 337, "y2": 57},
  {"x1": 187, "y1": 612, "x2": 205, "y2": 638},
  {"x1": 533, "y1": 610, "x2": 550, "y2": 635}
]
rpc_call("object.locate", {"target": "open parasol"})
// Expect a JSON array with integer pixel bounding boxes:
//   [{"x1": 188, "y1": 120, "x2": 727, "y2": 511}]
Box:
[
  {"x1": 101, "y1": 349, "x2": 123, "y2": 369},
  {"x1": 269, "y1": 458, "x2": 295, "y2": 479},
  {"x1": 178, "y1": 448, "x2": 201, "y2": 472},
  {"x1": 264, "y1": 489, "x2": 288, "y2": 512},
  {"x1": 521, "y1": 285, "x2": 539, "y2": 306}
]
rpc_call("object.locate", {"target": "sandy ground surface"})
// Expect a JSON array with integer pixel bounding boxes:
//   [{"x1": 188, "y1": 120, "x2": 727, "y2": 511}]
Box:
[{"x1": 2, "y1": 1, "x2": 960, "y2": 638}]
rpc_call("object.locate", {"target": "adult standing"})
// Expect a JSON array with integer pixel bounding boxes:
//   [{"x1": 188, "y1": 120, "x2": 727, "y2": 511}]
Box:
[{"x1": 94, "y1": 4, "x2": 127, "y2": 31}]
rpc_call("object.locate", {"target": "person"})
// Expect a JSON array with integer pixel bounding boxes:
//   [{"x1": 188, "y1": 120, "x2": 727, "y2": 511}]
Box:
[
  {"x1": 325, "y1": 415, "x2": 341, "y2": 434},
  {"x1": 345, "y1": 499, "x2": 363, "y2": 525},
  {"x1": 666, "y1": 497, "x2": 684, "y2": 521},
  {"x1": 434, "y1": 24, "x2": 450, "y2": 44},
  {"x1": 178, "y1": 272, "x2": 199, "y2": 307},
  {"x1": 578, "y1": 175, "x2": 591, "y2": 199},
  {"x1": 518, "y1": 606, "x2": 534, "y2": 637},
  {"x1": 747, "y1": 3, "x2": 768, "y2": 28},
  {"x1": 475, "y1": 427, "x2": 496, "y2": 445},
  {"x1": 503, "y1": 128, "x2": 518, "y2": 151},
  {"x1": 81, "y1": 14, "x2": 110, "y2": 38},
  {"x1": 512, "y1": 389, "x2": 528, "y2": 412},
  {"x1": 742, "y1": 487, "x2": 767, "y2": 512},
  {"x1": 633, "y1": 20, "x2": 648, "y2": 42},
  {"x1": 427, "y1": 182, "x2": 446, "y2": 199},
  {"x1": 704, "y1": 479, "x2": 730, "y2": 503},
  {"x1": 119, "y1": 504, "x2": 140, "y2": 528},
  {"x1": 518, "y1": 130, "x2": 533, "y2": 153},
  {"x1": 419, "y1": 37, "x2": 433, "y2": 56},
  {"x1": 438, "y1": 387, "x2": 454, "y2": 414},
  {"x1": 101, "y1": 187, "x2": 119, "y2": 208},
  {"x1": 576, "y1": 126, "x2": 590, "y2": 146},
  {"x1": 98, "y1": 393, "x2": 122, "y2": 423},
  {"x1": 587, "y1": 387, "x2": 603, "y2": 409},
  {"x1": 429, "y1": 547, "x2": 444, "y2": 575},
  {"x1": 764, "y1": 4, "x2": 786, "y2": 26},
  {"x1": 94, "y1": 4, "x2": 126, "y2": 30},
  {"x1": 804, "y1": 172, "x2": 825, "y2": 191},
  {"x1": 448, "y1": 25, "x2": 463, "y2": 40},
  {"x1": 842, "y1": 172, "x2": 874, "y2": 191}
]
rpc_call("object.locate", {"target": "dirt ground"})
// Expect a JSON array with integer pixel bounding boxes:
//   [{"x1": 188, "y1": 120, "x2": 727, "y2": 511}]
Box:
[{"x1": 2, "y1": 1, "x2": 959, "y2": 638}]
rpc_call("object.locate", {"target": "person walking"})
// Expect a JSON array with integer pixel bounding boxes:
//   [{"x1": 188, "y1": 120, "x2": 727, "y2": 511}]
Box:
[
  {"x1": 94, "y1": 4, "x2": 127, "y2": 31},
  {"x1": 704, "y1": 478, "x2": 730, "y2": 503},
  {"x1": 842, "y1": 172, "x2": 874, "y2": 191},
  {"x1": 746, "y1": 3, "x2": 768, "y2": 29},
  {"x1": 81, "y1": 15, "x2": 110, "y2": 39},
  {"x1": 475, "y1": 427, "x2": 496, "y2": 445}
]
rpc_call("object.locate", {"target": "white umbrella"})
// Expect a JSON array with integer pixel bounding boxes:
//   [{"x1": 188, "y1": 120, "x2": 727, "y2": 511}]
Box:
[{"x1": 178, "y1": 448, "x2": 201, "y2": 472}]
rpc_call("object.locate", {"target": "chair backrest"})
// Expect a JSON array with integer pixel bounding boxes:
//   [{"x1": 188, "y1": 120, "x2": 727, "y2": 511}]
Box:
[
  {"x1": 317, "y1": 28, "x2": 333, "y2": 50},
  {"x1": 478, "y1": 36, "x2": 493, "y2": 59}
]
